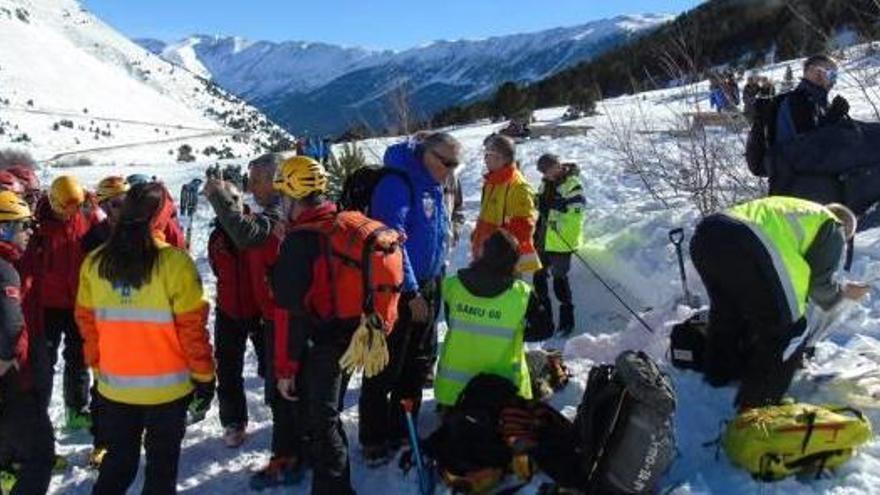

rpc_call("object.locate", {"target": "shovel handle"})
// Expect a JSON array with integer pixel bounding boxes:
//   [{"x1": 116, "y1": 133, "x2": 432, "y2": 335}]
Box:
[{"x1": 669, "y1": 228, "x2": 685, "y2": 246}]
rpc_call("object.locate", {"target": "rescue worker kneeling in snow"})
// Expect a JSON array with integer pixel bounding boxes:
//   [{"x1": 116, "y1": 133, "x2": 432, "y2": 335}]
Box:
[
  {"x1": 533, "y1": 154, "x2": 586, "y2": 336},
  {"x1": 0, "y1": 191, "x2": 55, "y2": 494},
  {"x1": 690, "y1": 197, "x2": 869, "y2": 409},
  {"x1": 75, "y1": 182, "x2": 215, "y2": 494},
  {"x1": 436, "y1": 229, "x2": 552, "y2": 407}
]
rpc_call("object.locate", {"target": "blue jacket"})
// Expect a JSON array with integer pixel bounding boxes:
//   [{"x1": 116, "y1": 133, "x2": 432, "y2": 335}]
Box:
[{"x1": 372, "y1": 142, "x2": 448, "y2": 292}]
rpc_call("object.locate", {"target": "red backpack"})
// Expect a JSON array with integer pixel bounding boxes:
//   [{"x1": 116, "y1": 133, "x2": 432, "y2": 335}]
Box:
[{"x1": 295, "y1": 211, "x2": 404, "y2": 332}]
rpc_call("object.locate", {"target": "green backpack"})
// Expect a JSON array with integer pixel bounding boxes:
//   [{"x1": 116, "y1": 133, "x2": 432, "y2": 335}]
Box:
[{"x1": 723, "y1": 403, "x2": 873, "y2": 481}]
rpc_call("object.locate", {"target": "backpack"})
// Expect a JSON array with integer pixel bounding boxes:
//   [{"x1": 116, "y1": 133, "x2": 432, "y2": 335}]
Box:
[
  {"x1": 574, "y1": 351, "x2": 676, "y2": 494},
  {"x1": 669, "y1": 310, "x2": 709, "y2": 371},
  {"x1": 424, "y1": 374, "x2": 521, "y2": 492},
  {"x1": 746, "y1": 95, "x2": 783, "y2": 177},
  {"x1": 292, "y1": 211, "x2": 404, "y2": 331},
  {"x1": 723, "y1": 403, "x2": 873, "y2": 481},
  {"x1": 338, "y1": 166, "x2": 413, "y2": 214}
]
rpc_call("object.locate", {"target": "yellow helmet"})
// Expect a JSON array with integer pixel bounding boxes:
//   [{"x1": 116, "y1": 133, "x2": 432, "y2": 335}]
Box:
[
  {"x1": 273, "y1": 155, "x2": 328, "y2": 199},
  {"x1": 95, "y1": 176, "x2": 130, "y2": 203},
  {"x1": 49, "y1": 175, "x2": 85, "y2": 215},
  {"x1": 0, "y1": 190, "x2": 32, "y2": 222}
]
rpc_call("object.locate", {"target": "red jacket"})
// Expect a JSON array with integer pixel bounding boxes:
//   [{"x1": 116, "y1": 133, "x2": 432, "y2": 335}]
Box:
[
  {"x1": 152, "y1": 186, "x2": 186, "y2": 249},
  {"x1": 207, "y1": 225, "x2": 261, "y2": 320},
  {"x1": 0, "y1": 242, "x2": 32, "y2": 390},
  {"x1": 24, "y1": 197, "x2": 99, "y2": 311}
]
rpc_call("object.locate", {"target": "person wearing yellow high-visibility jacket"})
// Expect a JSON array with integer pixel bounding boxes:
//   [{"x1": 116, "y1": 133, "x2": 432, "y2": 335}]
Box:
[
  {"x1": 690, "y1": 197, "x2": 868, "y2": 408},
  {"x1": 436, "y1": 230, "x2": 552, "y2": 407},
  {"x1": 533, "y1": 154, "x2": 586, "y2": 336}
]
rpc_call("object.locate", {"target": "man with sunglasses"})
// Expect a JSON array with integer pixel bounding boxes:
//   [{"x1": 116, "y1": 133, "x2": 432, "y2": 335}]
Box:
[
  {"x1": 775, "y1": 54, "x2": 850, "y2": 145},
  {"x1": 0, "y1": 190, "x2": 55, "y2": 494},
  {"x1": 359, "y1": 132, "x2": 461, "y2": 466}
]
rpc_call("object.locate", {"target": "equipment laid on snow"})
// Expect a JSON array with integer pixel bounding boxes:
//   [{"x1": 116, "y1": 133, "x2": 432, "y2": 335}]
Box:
[
  {"x1": 723, "y1": 402, "x2": 872, "y2": 481},
  {"x1": 670, "y1": 310, "x2": 709, "y2": 371},
  {"x1": 402, "y1": 399, "x2": 435, "y2": 495},
  {"x1": 573, "y1": 351, "x2": 676, "y2": 494},
  {"x1": 668, "y1": 228, "x2": 701, "y2": 308},
  {"x1": 525, "y1": 349, "x2": 570, "y2": 400}
]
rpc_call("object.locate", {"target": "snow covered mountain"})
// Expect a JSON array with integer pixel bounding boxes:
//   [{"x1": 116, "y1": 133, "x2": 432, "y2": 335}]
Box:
[
  {"x1": 0, "y1": 0, "x2": 290, "y2": 166},
  {"x1": 139, "y1": 14, "x2": 672, "y2": 135}
]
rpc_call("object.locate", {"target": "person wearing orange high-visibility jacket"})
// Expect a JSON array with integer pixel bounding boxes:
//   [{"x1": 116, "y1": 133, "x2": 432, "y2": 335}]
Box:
[
  {"x1": 471, "y1": 134, "x2": 541, "y2": 274},
  {"x1": 75, "y1": 182, "x2": 215, "y2": 495}
]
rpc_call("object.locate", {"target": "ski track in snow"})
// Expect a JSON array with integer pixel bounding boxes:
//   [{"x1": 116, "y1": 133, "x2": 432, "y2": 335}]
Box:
[{"x1": 21, "y1": 47, "x2": 880, "y2": 494}]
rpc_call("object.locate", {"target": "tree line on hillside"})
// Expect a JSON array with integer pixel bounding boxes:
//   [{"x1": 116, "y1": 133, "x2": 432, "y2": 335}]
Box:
[{"x1": 426, "y1": 0, "x2": 880, "y2": 129}]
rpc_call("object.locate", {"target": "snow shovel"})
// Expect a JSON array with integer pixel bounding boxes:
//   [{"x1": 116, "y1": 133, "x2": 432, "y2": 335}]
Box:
[
  {"x1": 669, "y1": 228, "x2": 701, "y2": 308},
  {"x1": 401, "y1": 399, "x2": 434, "y2": 495}
]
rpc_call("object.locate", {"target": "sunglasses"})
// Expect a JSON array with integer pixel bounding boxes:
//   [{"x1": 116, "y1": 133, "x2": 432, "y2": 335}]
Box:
[
  {"x1": 431, "y1": 149, "x2": 459, "y2": 169},
  {"x1": 101, "y1": 198, "x2": 126, "y2": 211},
  {"x1": 818, "y1": 67, "x2": 839, "y2": 84},
  {"x1": 9, "y1": 219, "x2": 36, "y2": 232}
]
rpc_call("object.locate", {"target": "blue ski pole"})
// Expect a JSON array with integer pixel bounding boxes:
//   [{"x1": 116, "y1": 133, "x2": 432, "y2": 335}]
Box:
[{"x1": 401, "y1": 399, "x2": 433, "y2": 495}]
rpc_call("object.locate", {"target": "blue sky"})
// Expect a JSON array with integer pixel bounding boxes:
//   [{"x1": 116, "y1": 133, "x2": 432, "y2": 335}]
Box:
[{"x1": 82, "y1": 0, "x2": 704, "y2": 50}]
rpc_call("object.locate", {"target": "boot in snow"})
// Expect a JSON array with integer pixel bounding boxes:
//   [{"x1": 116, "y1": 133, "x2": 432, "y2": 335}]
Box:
[
  {"x1": 223, "y1": 424, "x2": 247, "y2": 448},
  {"x1": 249, "y1": 456, "x2": 304, "y2": 490},
  {"x1": 557, "y1": 304, "x2": 575, "y2": 336},
  {"x1": 362, "y1": 443, "x2": 393, "y2": 468}
]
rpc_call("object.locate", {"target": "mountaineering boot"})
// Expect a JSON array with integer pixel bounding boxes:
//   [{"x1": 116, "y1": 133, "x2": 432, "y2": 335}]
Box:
[
  {"x1": 249, "y1": 456, "x2": 304, "y2": 490},
  {"x1": 223, "y1": 424, "x2": 247, "y2": 448},
  {"x1": 557, "y1": 304, "x2": 575, "y2": 336},
  {"x1": 64, "y1": 407, "x2": 92, "y2": 432},
  {"x1": 362, "y1": 442, "x2": 393, "y2": 468}
]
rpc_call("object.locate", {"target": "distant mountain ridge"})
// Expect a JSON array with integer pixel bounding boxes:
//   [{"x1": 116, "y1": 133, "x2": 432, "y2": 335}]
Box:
[{"x1": 138, "y1": 14, "x2": 671, "y2": 135}]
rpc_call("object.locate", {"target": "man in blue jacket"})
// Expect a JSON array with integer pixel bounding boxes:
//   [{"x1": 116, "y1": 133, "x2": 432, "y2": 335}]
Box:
[{"x1": 358, "y1": 132, "x2": 461, "y2": 465}]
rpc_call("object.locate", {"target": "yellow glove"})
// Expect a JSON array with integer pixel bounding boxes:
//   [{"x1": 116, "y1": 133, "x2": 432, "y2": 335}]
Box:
[
  {"x1": 339, "y1": 321, "x2": 370, "y2": 375},
  {"x1": 339, "y1": 314, "x2": 389, "y2": 378}
]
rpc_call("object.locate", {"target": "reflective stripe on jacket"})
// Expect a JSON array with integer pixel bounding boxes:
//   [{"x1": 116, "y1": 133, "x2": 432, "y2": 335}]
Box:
[
  {"x1": 75, "y1": 244, "x2": 213, "y2": 405},
  {"x1": 435, "y1": 275, "x2": 532, "y2": 406},
  {"x1": 726, "y1": 196, "x2": 838, "y2": 321},
  {"x1": 539, "y1": 174, "x2": 586, "y2": 253},
  {"x1": 471, "y1": 165, "x2": 541, "y2": 274}
]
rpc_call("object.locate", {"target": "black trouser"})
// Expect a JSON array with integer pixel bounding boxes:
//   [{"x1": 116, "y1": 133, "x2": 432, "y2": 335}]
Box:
[
  {"x1": 262, "y1": 320, "x2": 304, "y2": 459},
  {"x1": 0, "y1": 372, "x2": 55, "y2": 495},
  {"x1": 359, "y1": 281, "x2": 439, "y2": 448},
  {"x1": 534, "y1": 251, "x2": 573, "y2": 320},
  {"x1": 691, "y1": 214, "x2": 807, "y2": 408},
  {"x1": 92, "y1": 393, "x2": 188, "y2": 495},
  {"x1": 300, "y1": 324, "x2": 354, "y2": 495},
  {"x1": 44, "y1": 307, "x2": 90, "y2": 412},
  {"x1": 214, "y1": 310, "x2": 265, "y2": 428}
]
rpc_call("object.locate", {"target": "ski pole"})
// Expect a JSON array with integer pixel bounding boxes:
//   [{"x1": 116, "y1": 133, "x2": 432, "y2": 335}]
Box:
[
  {"x1": 550, "y1": 224, "x2": 655, "y2": 334},
  {"x1": 401, "y1": 399, "x2": 433, "y2": 495}
]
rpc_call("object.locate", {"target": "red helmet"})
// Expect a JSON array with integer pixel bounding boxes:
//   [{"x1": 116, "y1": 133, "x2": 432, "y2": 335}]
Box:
[
  {"x1": 5, "y1": 165, "x2": 39, "y2": 192},
  {"x1": 0, "y1": 171, "x2": 24, "y2": 195}
]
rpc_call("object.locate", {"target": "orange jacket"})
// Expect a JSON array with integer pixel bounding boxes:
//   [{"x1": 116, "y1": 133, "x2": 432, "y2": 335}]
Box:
[
  {"x1": 471, "y1": 165, "x2": 541, "y2": 274},
  {"x1": 75, "y1": 243, "x2": 214, "y2": 405}
]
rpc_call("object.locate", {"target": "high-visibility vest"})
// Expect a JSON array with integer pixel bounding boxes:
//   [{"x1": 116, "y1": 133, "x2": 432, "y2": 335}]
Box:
[
  {"x1": 541, "y1": 174, "x2": 586, "y2": 253},
  {"x1": 726, "y1": 196, "x2": 838, "y2": 321},
  {"x1": 435, "y1": 275, "x2": 532, "y2": 406}
]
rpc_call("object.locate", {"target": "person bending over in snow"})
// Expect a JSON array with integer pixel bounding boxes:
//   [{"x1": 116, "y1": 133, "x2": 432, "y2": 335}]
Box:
[{"x1": 690, "y1": 197, "x2": 868, "y2": 408}]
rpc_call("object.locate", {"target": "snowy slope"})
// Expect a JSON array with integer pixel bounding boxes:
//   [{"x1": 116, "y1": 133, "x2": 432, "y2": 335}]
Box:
[
  {"x1": 139, "y1": 14, "x2": 672, "y2": 135},
  {"x1": 41, "y1": 44, "x2": 880, "y2": 494},
  {"x1": 0, "y1": 0, "x2": 290, "y2": 166}
]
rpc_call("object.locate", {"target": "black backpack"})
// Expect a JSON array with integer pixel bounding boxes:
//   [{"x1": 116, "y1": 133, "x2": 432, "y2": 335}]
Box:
[
  {"x1": 669, "y1": 310, "x2": 709, "y2": 371},
  {"x1": 745, "y1": 95, "x2": 783, "y2": 177},
  {"x1": 338, "y1": 166, "x2": 413, "y2": 214},
  {"x1": 573, "y1": 351, "x2": 676, "y2": 494},
  {"x1": 424, "y1": 374, "x2": 520, "y2": 477}
]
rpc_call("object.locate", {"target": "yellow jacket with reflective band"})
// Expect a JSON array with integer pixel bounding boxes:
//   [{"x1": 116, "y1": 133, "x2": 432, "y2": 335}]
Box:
[
  {"x1": 726, "y1": 196, "x2": 838, "y2": 321},
  {"x1": 540, "y1": 174, "x2": 586, "y2": 253},
  {"x1": 75, "y1": 244, "x2": 214, "y2": 406},
  {"x1": 435, "y1": 275, "x2": 532, "y2": 406}
]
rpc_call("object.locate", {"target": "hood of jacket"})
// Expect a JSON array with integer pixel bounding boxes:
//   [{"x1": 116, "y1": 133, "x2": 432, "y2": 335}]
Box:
[
  {"x1": 457, "y1": 266, "x2": 515, "y2": 298},
  {"x1": 383, "y1": 142, "x2": 440, "y2": 189}
]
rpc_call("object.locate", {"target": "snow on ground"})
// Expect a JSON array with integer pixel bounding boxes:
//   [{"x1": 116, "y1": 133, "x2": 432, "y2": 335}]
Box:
[{"x1": 35, "y1": 46, "x2": 880, "y2": 494}]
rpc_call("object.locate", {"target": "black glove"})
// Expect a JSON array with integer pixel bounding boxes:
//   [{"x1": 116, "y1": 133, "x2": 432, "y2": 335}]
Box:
[
  {"x1": 827, "y1": 95, "x2": 850, "y2": 122},
  {"x1": 188, "y1": 379, "x2": 215, "y2": 424}
]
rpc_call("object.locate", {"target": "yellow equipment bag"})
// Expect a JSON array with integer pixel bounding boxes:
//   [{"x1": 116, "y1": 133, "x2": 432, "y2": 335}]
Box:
[{"x1": 723, "y1": 403, "x2": 872, "y2": 481}]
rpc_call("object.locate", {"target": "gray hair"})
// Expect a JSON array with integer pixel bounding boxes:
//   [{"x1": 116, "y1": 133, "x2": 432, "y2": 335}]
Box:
[
  {"x1": 248, "y1": 151, "x2": 294, "y2": 174},
  {"x1": 484, "y1": 134, "x2": 516, "y2": 162},
  {"x1": 422, "y1": 132, "x2": 461, "y2": 154}
]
